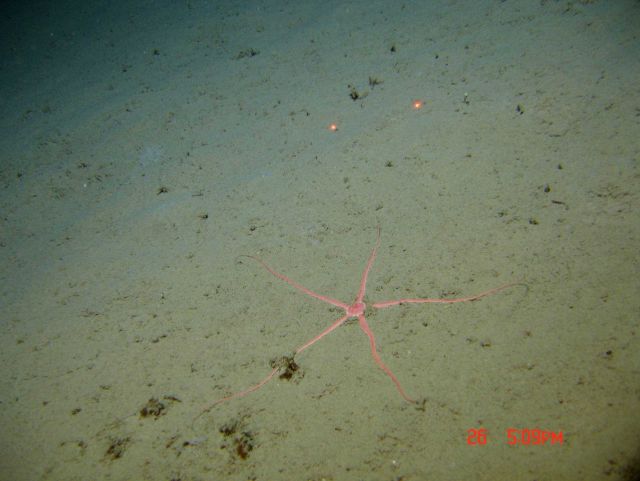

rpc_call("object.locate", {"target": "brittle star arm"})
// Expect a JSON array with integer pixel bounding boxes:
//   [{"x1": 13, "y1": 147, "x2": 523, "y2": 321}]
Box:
[
  {"x1": 192, "y1": 365, "x2": 281, "y2": 423},
  {"x1": 295, "y1": 313, "x2": 350, "y2": 355},
  {"x1": 355, "y1": 226, "x2": 381, "y2": 304},
  {"x1": 358, "y1": 314, "x2": 416, "y2": 404},
  {"x1": 201, "y1": 366, "x2": 281, "y2": 412},
  {"x1": 199, "y1": 312, "x2": 350, "y2": 413},
  {"x1": 372, "y1": 282, "x2": 519, "y2": 309},
  {"x1": 240, "y1": 255, "x2": 350, "y2": 310}
]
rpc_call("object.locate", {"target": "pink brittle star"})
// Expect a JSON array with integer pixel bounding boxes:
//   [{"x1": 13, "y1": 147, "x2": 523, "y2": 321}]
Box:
[{"x1": 202, "y1": 227, "x2": 517, "y2": 412}]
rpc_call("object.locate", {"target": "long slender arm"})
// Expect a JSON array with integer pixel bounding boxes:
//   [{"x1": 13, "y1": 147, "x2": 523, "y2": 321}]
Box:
[
  {"x1": 295, "y1": 314, "x2": 350, "y2": 355},
  {"x1": 358, "y1": 314, "x2": 415, "y2": 404},
  {"x1": 372, "y1": 282, "x2": 518, "y2": 309},
  {"x1": 355, "y1": 226, "x2": 381, "y2": 303},
  {"x1": 242, "y1": 255, "x2": 350, "y2": 309}
]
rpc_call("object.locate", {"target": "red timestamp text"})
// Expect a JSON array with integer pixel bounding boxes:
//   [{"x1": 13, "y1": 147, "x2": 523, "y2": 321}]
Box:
[
  {"x1": 506, "y1": 428, "x2": 563, "y2": 445},
  {"x1": 467, "y1": 428, "x2": 564, "y2": 446}
]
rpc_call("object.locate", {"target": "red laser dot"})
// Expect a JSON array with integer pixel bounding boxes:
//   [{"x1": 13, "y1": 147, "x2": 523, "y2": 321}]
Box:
[
  {"x1": 413, "y1": 100, "x2": 424, "y2": 110},
  {"x1": 328, "y1": 123, "x2": 338, "y2": 132}
]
